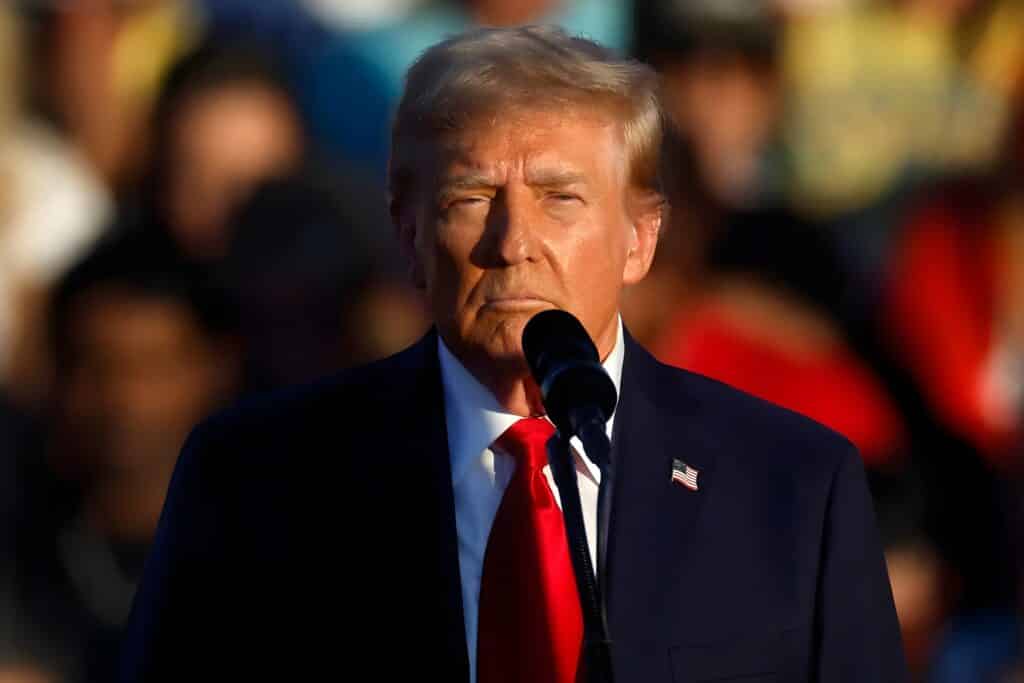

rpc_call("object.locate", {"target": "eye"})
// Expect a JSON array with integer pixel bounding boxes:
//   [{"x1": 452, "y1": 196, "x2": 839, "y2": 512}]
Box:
[
  {"x1": 441, "y1": 195, "x2": 489, "y2": 212},
  {"x1": 547, "y1": 192, "x2": 583, "y2": 204},
  {"x1": 450, "y1": 196, "x2": 490, "y2": 208}
]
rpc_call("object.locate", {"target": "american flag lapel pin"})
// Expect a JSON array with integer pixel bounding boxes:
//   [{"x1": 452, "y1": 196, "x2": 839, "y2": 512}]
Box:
[{"x1": 671, "y1": 458, "x2": 699, "y2": 491}]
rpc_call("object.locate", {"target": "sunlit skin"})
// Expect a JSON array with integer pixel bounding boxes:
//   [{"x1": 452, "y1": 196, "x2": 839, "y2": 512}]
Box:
[{"x1": 398, "y1": 106, "x2": 662, "y2": 416}]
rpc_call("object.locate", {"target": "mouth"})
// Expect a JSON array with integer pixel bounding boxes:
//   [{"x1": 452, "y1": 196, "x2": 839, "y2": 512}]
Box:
[{"x1": 480, "y1": 296, "x2": 552, "y2": 313}]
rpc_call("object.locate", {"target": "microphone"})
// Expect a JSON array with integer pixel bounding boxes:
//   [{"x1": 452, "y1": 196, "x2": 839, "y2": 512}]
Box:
[
  {"x1": 523, "y1": 309, "x2": 618, "y2": 683},
  {"x1": 522, "y1": 309, "x2": 617, "y2": 465}
]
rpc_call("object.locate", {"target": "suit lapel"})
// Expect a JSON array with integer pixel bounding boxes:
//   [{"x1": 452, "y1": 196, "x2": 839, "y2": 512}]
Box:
[
  {"x1": 605, "y1": 334, "x2": 719, "y2": 641},
  {"x1": 387, "y1": 331, "x2": 470, "y2": 682}
]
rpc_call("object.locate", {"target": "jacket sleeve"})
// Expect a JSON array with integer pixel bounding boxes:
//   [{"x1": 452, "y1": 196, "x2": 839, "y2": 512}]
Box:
[
  {"x1": 119, "y1": 421, "x2": 233, "y2": 682},
  {"x1": 813, "y1": 442, "x2": 909, "y2": 682}
]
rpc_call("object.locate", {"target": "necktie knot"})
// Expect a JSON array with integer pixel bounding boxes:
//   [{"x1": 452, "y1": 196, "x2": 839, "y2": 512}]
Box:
[{"x1": 495, "y1": 417, "x2": 556, "y2": 472}]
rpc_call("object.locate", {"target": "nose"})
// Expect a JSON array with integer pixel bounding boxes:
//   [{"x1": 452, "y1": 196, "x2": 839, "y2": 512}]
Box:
[{"x1": 473, "y1": 187, "x2": 535, "y2": 267}]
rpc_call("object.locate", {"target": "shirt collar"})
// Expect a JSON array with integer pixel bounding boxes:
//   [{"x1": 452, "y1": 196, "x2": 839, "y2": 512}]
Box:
[{"x1": 439, "y1": 315, "x2": 625, "y2": 489}]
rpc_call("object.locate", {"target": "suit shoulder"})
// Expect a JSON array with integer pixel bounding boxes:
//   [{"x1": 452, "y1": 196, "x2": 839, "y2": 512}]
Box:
[
  {"x1": 686, "y1": 365, "x2": 853, "y2": 450},
  {"x1": 651, "y1": 358, "x2": 857, "y2": 477},
  {"x1": 183, "y1": 338, "x2": 430, "y2": 460}
]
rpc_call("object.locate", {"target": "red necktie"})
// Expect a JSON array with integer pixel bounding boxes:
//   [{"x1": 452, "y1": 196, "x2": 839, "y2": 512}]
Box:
[{"x1": 476, "y1": 417, "x2": 583, "y2": 683}]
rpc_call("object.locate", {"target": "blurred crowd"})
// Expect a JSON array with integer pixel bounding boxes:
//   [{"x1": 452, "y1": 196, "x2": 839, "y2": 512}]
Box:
[{"x1": 0, "y1": 0, "x2": 1022, "y2": 681}]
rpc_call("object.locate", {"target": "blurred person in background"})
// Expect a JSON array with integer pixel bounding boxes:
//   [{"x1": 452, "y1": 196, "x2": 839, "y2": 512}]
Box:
[
  {"x1": 635, "y1": 0, "x2": 786, "y2": 210},
  {"x1": 302, "y1": 0, "x2": 633, "y2": 175},
  {"x1": 219, "y1": 171, "x2": 427, "y2": 393},
  {"x1": 9, "y1": 230, "x2": 239, "y2": 682},
  {"x1": 40, "y1": 0, "x2": 201, "y2": 190},
  {"x1": 623, "y1": 0, "x2": 786, "y2": 347},
  {"x1": 141, "y1": 40, "x2": 306, "y2": 263},
  {"x1": 0, "y1": 5, "x2": 112, "y2": 408},
  {"x1": 632, "y1": 1, "x2": 906, "y2": 463},
  {"x1": 656, "y1": 206, "x2": 907, "y2": 470},
  {"x1": 886, "y1": 96, "x2": 1024, "y2": 469},
  {"x1": 780, "y1": 0, "x2": 1024, "y2": 296},
  {"x1": 880, "y1": 85, "x2": 1024, "y2": 682}
]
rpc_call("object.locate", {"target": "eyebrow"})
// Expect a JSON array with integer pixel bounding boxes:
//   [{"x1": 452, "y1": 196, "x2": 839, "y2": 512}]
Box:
[
  {"x1": 437, "y1": 173, "x2": 500, "y2": 193},
  {"x1": 436, "y1": 168, "x2": 588, "y2": 195},
  {"x1": 438, "y1": 169, "x2": 589, "y2": 191},
  {"x1": 524, "y1": 169, "x2": 587, "y2": 188}
]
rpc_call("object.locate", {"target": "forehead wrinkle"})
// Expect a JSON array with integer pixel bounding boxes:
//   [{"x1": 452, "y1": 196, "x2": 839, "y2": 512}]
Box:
[
  {"x1": 433, "y1": 111, "x2": 623, "y2": 194},
  {"x1": 436, "y1": 138, "x2": 509, "y2": 174}
]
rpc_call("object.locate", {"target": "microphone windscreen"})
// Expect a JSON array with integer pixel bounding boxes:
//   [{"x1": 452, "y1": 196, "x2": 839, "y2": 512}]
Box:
[
  {"x1": 522, "y1": 309, "x2": 598, "y2": 381},
  {"x1": 522, "y1": 309, "x2": 616, "y2": 434}
]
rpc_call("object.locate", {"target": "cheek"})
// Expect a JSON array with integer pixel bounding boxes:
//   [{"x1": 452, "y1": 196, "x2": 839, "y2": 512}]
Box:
[
  {"x1": 574, "y1": 217, "x2": 630, "y2": 275},
  {"x1": 560, "y1": 219, "x2": 630, "y2": 305},
  {"x1": 417, "y1": 221, "x2": 478, "y2": 310}
]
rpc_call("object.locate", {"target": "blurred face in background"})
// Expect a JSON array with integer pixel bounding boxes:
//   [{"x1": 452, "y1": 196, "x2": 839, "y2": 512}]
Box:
[
  {"x1": 403, "y1": 105, "x2": 660, "y2": 378},
  {"x1": 60, "y1": 288, "x2": 234, "y2": 474},
  {"x1": 662, "y1": 52, "x2": 779, "y2": 205},
  {"x1": 163, "y1": 84, "x2": 303, "y2": 260}
]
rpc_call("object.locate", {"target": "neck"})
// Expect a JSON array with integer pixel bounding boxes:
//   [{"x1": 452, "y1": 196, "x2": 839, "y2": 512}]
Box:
[{"x1": 460, "y1": 352, "x2": 546, "y2": 417}]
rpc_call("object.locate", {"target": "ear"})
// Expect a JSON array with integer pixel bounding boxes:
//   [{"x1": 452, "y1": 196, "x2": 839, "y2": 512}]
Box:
[
  {"x1": 392, "y1": 197, "x2": 427, "y2": 290},
  {"x1": 622, "y1": 190, "x2": 664, "y2": 286}
]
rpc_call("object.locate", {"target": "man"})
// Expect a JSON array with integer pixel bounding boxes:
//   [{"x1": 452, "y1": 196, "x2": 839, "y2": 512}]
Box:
[{"x1": 120, "y1": 26, "x2": 906, "y2": 682}]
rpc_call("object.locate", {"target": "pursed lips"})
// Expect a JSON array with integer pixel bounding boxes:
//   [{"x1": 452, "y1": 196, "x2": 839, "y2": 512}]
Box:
[{"x1": 480, "y1": 294, "x2": 552, "y2": 311}]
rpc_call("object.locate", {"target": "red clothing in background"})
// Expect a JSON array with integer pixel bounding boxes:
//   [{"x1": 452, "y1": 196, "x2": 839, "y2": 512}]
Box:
[
  {"x1": 657, "y1": 303, "x2": 905, "y2": 467},
  {"x1": 885, "y1": 192, "x2": 1017, "y2": 463}
]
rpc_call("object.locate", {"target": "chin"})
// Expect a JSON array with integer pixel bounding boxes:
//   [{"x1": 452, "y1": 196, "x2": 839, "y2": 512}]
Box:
[
  {"x1": 484, "y1": 339, "x2": 527, "y2": 365},
  {"x1": 454, "y1": 316, "x2": 528, "y2": 366},
  {"x1": 445, "y1": 307, "x2": 546, "y2": 367},
  {"x1": 489, "y1": 313, "x2": 532, "y2": 349}
]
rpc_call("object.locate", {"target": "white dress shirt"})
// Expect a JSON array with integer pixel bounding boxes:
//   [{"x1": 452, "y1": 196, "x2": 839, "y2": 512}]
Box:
[{"x1": 438, "y1": 317, "x2": 624, "y2": 683}]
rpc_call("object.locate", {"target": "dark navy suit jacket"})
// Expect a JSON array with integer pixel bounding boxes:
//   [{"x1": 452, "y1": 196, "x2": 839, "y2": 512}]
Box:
[{"x1": 120, "y1": 330, "x2": 907, "y2": 682}]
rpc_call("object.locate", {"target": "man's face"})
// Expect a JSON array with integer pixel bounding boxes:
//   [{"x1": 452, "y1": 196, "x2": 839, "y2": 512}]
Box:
[{"x1": 402, "y1": 107, "x2": 660, "y2": 373}]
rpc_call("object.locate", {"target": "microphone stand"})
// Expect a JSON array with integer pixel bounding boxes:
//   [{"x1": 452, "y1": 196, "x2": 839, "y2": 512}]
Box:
[{"x1": 547, "y1": 427, "x2": 615, "y2": 683}]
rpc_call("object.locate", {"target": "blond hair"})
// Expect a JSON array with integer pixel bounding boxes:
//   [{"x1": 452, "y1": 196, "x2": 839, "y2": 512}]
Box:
[{"x1": 389, "y1": 25, "x2": 664, "y2": 215}]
